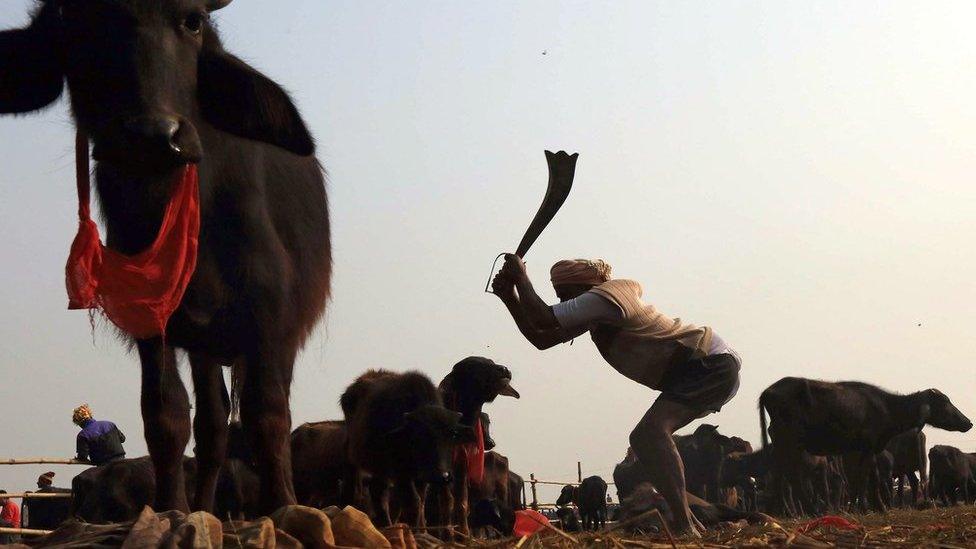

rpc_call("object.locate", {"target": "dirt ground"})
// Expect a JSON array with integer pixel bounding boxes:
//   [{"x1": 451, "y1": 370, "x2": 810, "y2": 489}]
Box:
[{"x1": 428, "y1": 506, "x2": 976, "y2": 548}]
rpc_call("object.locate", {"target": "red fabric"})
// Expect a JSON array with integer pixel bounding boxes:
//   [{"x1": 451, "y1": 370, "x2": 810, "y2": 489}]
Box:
[
  {"x1": 454, "y1": 417, "x2": 485, "y2": 485},
  {"x1": 796, "y1": 515, "x2": 859, "y2": 534},
  {"x1": 66, "y1": 132, "x2": 200, "y2": 339},
  {"x1": 512, "y1": 509, "x2": 549, "y2": 538},
  {"x1": 0, "y1": 499, "x2": 20, "y2": 528}
]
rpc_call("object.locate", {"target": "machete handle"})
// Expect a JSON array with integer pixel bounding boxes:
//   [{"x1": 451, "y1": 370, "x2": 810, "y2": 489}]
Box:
[{"x1": 484, "y1": 252, "x2": 510, "y2": 294}]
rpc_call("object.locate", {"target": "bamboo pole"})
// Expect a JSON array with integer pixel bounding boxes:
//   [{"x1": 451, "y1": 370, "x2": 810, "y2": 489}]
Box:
[
  {"x1": 0, "y1": 458, "x2": 90, "y2": 465},
  {"x1": 0, "y1": 492, "x2": 72, "y2": 499},
  {"x1": 0, "y1": 527, "x2": 53, "y2": 537}
]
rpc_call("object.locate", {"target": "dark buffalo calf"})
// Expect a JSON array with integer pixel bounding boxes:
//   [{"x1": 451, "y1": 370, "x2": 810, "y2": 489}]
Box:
[
  {"x1": 291, "y1": 420, "x2": 357, "y2": 509},
  {"x1": 675, "y1": 424, "x2": 735, "y2": 503},
  {"x1": 556, "y1": 476, "x2": 608, "y2": 530},
  {"x1": 555, "y1": 506, "x2": 581, "y2": 532},
  {"x1": 885, "y1": 428, "x2": 927, "y2": 507},
  {"x1": 928, "y1": 445, "x2": 974, "y2": 505},
  {"x1": 344, "y1": 370, "x2": 474, "y2": 529},
  {"x1": 469, "y1": 498, "x2": 515, "y2": 538},
  {"x1": 760, "y1": 377, "x2": 972, "y2": 515},
  {"x1": 23, "y1": 487, "x2": 72, "y2": 530},
  {"x1": 71, "y1": 455, "x2": 259, "y2": 523}
]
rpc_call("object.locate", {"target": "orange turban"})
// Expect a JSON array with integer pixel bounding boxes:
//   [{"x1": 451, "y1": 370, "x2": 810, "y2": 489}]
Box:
[{"x1": 550, "y1": 259, "x2": 612, "y2": 286}]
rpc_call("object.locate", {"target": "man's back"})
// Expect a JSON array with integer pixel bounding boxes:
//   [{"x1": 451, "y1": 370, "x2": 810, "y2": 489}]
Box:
[{"x1": 77, "y1": 419, "x2": 126, "y2": 465}]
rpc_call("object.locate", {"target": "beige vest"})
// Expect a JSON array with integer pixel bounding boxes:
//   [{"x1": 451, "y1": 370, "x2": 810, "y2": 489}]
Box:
[{"x1": 588, "y1": 279, "x2": 712, "y2": 389}]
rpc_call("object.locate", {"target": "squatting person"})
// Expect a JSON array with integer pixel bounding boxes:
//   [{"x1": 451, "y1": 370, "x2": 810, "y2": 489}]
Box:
[{"x1": 491, "y1": 255, "x2": 740, "y2": 536}]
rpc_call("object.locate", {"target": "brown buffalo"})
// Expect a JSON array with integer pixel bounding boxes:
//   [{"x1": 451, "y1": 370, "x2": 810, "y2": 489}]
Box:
[{"x1": 291, "y1": 420, "x2": 357, "y2": 509}]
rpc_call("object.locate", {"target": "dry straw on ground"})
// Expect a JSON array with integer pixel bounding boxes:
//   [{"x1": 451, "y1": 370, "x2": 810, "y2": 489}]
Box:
[{"x1": 414, "y1": 506, "x2": 976, "y2": 549}]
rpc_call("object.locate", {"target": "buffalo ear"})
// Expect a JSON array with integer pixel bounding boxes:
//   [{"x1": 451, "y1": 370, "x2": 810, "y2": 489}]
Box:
[
  {"x1": 198, "y1": 50, "x2": 314, "y2": 156},
  {"x1": 0, "y1": 5, "x2": 64, "y2": 114}
]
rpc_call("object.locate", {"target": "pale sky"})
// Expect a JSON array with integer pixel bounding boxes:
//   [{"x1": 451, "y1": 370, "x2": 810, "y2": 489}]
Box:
[{"x1": 1, "y1": 1, "x2": 974, "y2": 505}]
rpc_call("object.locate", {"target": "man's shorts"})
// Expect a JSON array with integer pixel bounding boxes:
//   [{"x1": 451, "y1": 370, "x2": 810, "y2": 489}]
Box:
[{"x1": 657, "y1": 352, "x2": 741, "y2": 414}]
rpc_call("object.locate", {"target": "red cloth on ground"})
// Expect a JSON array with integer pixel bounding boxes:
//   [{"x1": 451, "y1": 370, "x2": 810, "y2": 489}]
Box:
[
  {"x1": 453, "y1": 417, "x2": 485, "y2": 485},
  {"x1": 513, "y1": 509, "x2": 549, "y2": 538},
  {"x1": 797, "y1": 515, "x2": 859, "y2": 534},
  {"x1": 66, "y1": 132, "x2": 200, "y2": 339},
  {"x1": 0, "y1": 499, "x2": 20, "y2": 528}
]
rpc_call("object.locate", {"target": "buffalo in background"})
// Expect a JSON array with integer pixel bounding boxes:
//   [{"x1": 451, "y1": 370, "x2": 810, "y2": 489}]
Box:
[{"x1": 760, "y1": 377, "x2": 971, "y2": 515}]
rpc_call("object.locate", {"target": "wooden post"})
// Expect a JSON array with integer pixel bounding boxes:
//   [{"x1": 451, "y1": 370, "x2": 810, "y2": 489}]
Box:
[
  {"x1": 529, "y1": 473, "x2": 538, "y2": 510},
  {"x1": 577, "y1": 461, "x2": 582, "y2": 483}
]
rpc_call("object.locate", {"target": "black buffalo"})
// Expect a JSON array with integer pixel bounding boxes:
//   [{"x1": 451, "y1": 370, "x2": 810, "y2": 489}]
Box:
[
  {"x1": 675, "y1": 424, "x2": 735, "y2": 503},
  {"x1": 1, "y1": 0, "x2": 331, "y2": 515},
  {"x1": 556, "y1": 476, "x2": 608, "y2": 531},
  {"x1": 343, "y1": 370, "x2": 475, "y2": 529},
  {"x1": 885, "y1": 428, "x2": 927, "y2": 506},
  {"x1": 760, "y1": 377, "x2": 972, "y2": 514},
  {"x1": 435, "y1": 357, "x2": 519, "y2": 536},
  {"x1": 928, "y1": 445, "x2": 974, "y2": 505},
  {"x1": 22, "y1": 488, "x2": 72, "y2": 530}
]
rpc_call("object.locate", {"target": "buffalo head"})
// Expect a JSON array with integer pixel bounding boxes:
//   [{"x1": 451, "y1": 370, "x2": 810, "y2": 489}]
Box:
[
  {"x1": 555, "y1": 484, "x2": 576, "y2": 506},
  {"x1": 920, "y1": 389, "x2": 972, "y2": 433},
  {"x1": 0, "y1": 0, "x2": 313, "y2": 172},
  {"x1": 390, "y1": 404, "x2": 476, "y2": 485},
  {"x1": 440, "y1": 356, "x2": 520, "y2": 408}
]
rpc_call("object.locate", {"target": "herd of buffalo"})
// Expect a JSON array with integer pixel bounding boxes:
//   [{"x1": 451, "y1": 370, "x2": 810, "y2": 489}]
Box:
[{"x1": 18, "y1": 369, "x2": 976, "y2": 538}]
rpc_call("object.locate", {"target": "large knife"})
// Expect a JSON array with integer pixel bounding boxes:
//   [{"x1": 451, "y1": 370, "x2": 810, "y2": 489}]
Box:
[{"x1": 485, "y1": 150, "x2": 579, "y2": 293}]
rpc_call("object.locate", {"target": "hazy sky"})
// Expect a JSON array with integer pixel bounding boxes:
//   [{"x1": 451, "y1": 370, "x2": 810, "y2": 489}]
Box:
[{"x1": 1, "y1": 1, "x2": 974, "y2": 504}]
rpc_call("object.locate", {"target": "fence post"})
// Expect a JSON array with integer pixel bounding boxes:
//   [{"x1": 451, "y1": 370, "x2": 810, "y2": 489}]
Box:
[
  {"x1": 577, "y1": 461, "x2": 582, "y2": 483},
  {"x1": 530, "y1": 473, "x2": 538, "y2": 510}
]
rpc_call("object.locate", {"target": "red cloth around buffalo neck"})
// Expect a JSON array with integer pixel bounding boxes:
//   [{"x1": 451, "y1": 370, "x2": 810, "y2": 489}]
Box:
[
  {"x1": 454, "y1": 415, "x2": 486, "y2": 485},
  {"x1": 65, "y1": 131, "x2": 200, "y2": 339}
]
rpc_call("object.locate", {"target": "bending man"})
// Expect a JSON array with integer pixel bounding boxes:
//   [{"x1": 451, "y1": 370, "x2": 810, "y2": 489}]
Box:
[{"x1": 492, "y1": 256, "x2": 740, "y2": 536}]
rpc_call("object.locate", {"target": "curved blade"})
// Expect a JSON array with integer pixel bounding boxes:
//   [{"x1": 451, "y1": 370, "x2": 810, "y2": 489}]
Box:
[{"x1": 515, "y1": 150, "x2": 578, "y2": 257}]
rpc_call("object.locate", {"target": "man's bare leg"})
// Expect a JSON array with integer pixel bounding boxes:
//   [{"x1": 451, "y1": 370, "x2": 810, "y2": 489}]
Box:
[{"x1": 629, "y1": 397, "x2": 707, "y2": 537}]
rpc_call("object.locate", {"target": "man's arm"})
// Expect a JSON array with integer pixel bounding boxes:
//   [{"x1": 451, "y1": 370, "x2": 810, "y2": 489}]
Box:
[{"x1": 492, "y1": 255, "x2": 579, "y2": 350}]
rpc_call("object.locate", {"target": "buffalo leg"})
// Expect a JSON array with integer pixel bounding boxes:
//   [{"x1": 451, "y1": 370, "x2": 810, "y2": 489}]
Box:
[
  {"x1": 395, "y1": 479, "x2": 427, "y2": 530},
  {"x1": 189, "y1": 353, "x2": 230, "y2": 514},
  {"x1": 452, "y1": 466, "x2": 470, "y2": 537},
  {"x1": 240, "y1": 345, "x2": 297, "y2": 513},
  {"x1": 369, "y1": 477, "x2": 392, "y2": 526},
  {"x1": 137, "y1": 338, "x2": 191, "y2": 513}
]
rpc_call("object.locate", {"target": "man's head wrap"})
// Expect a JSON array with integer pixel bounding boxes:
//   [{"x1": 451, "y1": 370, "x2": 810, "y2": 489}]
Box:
[
  {"x1": 550, "y1": 259, "x2": 612, "y2": 286},
  {"x1": 38, "y1": 472, "x2": 55, "y2": 487},
  {"x1": 72, "y1": 404, "x2": 93, "y2": 425}
]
